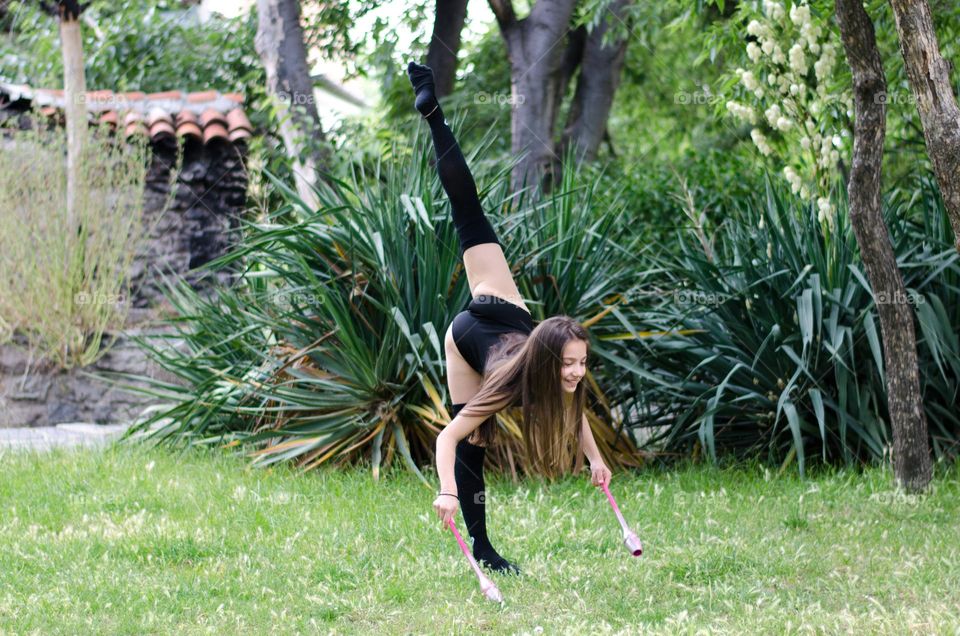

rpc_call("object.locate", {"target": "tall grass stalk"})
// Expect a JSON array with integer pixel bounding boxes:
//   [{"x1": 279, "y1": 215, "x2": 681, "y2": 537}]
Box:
[{"x1": 0, "y1": 120, "x2": 150, "y2": 368}]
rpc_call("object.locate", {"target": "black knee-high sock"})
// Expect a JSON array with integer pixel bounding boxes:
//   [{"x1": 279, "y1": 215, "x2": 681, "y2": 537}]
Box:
[
  {"x1": 406, "y1": 62, "x2": 500, "y2": 256},
  {"x1": 451, "y1": 402, "x2": 521, "y2": 575}
]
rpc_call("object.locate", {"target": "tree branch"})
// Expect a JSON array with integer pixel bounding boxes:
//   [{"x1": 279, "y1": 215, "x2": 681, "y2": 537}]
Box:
[{"x1": 487, "y1": 0, "x2": 516, "y2": 29}]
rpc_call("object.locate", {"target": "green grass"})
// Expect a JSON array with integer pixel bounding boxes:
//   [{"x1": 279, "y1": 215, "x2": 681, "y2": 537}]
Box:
[{"x1": 1, "y1": 444, "x2": 958, "y2": 635}]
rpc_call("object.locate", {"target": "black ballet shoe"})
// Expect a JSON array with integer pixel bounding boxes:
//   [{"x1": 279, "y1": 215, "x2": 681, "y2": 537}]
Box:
[{"x1": 406, "y1": 61, "x2": 440, "y2": 118}]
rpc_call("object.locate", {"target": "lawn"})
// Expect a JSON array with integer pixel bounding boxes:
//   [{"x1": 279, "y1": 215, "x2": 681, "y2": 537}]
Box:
[{"x1": 1, "y1": 443, "x2": 958, "y2": 635}]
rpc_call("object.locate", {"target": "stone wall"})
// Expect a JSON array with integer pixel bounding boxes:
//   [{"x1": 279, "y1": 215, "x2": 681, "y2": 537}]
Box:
[
  {"x1": 130, "y1": 138, "x2": 247, "y2": 306},
  {"x1": 0, "y1": 321, "x2": 183, "y2": 427},
  {"x1": 0, "y1": 138, "x2": 248, "y2": 428}
]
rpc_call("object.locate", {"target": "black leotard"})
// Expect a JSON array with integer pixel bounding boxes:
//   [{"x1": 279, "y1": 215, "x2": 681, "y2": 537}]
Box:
[{"x1": 451, "y1": 294, "x2": 534, "y2": 374}]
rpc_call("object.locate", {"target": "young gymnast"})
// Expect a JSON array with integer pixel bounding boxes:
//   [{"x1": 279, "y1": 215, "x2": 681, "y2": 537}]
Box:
[{"x1": 406, "y1": 62, "x2": 612, "y2": 576}]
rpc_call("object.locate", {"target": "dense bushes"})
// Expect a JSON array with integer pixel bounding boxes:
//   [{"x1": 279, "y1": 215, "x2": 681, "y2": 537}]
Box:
[
  {"x1": 613, "y1": 175, "x2": 959, "y2": 473},
  {"x1": 111, "y1": 115, "x2": 958, "y2": 478},
  {"x1": 114, "y1": 127, "x2": 647, "y2": 478}
]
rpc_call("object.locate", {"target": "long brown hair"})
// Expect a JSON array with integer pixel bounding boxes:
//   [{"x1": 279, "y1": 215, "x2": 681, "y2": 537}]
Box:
[{"x1": 459, "y1": 316, "x2": 590, "y2": 477}]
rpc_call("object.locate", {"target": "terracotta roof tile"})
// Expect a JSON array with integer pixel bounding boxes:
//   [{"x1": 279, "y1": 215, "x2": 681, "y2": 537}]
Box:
[
  {"x1": 174, "y1": 110, "x2": 203, "y2": 140},
  {"x1": 202, "y1": 121, "x2": 229, "y2": 144},
  {"x1": 225, "y1": 108, "x2": 253, "y2": 141},
  {"x1": 98, "y1": 111, "x2": 118, "y2": 127},
  {"x1": 0, "y1": 82, "x2": 253, "y2": 147},
  {"x1": 123, "y1": 111, "x2": 147, "y2": 138},
  {"x1": 145, "y1": 90, "x2": 183, "y2": 101},
  {"x1": 187, "y1": 90, "x2": 218, "y2": 103},
  {"x1": 199, "y1": 107, "x2": 227, "y2": 127},
  {"x1": 150, "y1": 119, "x2": 176, "y2": 138},
  {"x1": 145, "y1": 107, "x2": 172, "y2": 126},
  {"x1": 145, "y1": 108, "x2": 175, "y2": 138}
]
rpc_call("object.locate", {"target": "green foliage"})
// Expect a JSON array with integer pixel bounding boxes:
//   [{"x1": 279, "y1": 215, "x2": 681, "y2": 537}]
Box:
[
  {"x1": 109, "y1": 123, "x2": 644, "y2": 477},
  {"x1": 614, "y1": 176, "x2": 960, "y2": 474},
  {"x1": 0, "y1": 1, "x2": 261, "y2": 93},
  {"x1": 611, "y1": 1, "x2": 742, "y2": 164},
  {"x1": 582, "y1": 145, "x2": 766, "y2": 250}
]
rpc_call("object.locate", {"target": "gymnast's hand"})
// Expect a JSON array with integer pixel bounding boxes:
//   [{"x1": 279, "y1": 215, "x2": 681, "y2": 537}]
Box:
[
  {"x1": 433, "y1": 492, "x2": 459, "y2": 525},
  {"x1": 590, "y1": 461, "x2": 612, "y2": 488}
]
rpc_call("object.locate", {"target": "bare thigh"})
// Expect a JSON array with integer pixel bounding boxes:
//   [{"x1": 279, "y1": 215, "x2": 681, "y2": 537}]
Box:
[
  {"x1": 444, "y1": 323, "x2": 486, "y2": 445},
  {"x1": 462, "y1": 243, "x2": 530, "y2": 314}
]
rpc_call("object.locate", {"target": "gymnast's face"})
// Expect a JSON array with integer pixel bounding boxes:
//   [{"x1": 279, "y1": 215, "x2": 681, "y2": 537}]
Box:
[{"x1": 560, "y1": 338, "x2": 588, "y2": 393}]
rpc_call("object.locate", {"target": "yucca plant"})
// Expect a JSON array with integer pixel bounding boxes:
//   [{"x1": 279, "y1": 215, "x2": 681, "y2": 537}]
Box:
[
  {"x1": 610, "y1": 175, "x2": 960, "y2": 475},
  {"x1": 109, "y1": 123, "x2": 647, "y2": 479}
]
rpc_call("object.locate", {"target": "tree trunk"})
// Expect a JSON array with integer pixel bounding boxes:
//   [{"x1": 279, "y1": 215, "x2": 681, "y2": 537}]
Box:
[
  {"x1": 551, "y1": 24, "x2": 587, "y2": 129},
  {"x1": 835, "y1": 0, "x2": 932, "y2": 492},
  {"x1": 255, "y1": 0, "x2": 329, "y2": 210},
  {"x1": 425, "y1": 0, "x2": 468, "y2": 98},
  {"x1": 560, "y1": 0, "x2": 631, "y2": 162},
  {"x1": 59, "y1": 7, "x2": 85, "y2": 251},
  {"x1": 888, "y1": 0, "x2": 960, "y2": 253},
  {"x1": 488, "y1": 0, "x2": 579, "y2": 192}
]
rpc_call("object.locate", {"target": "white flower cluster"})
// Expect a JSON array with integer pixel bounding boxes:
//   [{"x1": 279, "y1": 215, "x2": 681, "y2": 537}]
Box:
[
  {"x1": 763, "y1": 0, "x2": 786, "y2": 21},
  {"x1": 751, "y1": 128, "x2": 773, "y2": 156},
  {"x1": 727, "y1": 0, "x2": 852, "y2": 232},
  {"x1": 726, "y1": 100, "x2": 756, "y2": 124},
  {"x1": 783, "y1": 166, "x2": 809, "y2": 198},
  {"x1": 814, "y1": 44, "x2": 837, "y2": 83},
  {"x1": 817, "y1": 196, "x2": 835, "y2": 229},
  {"x1": 765, "y1": 103, "x2": 792, "y2": 131},
  {"x1": 805, "y1": 133, "x2": 843, "y2": 169},
  {"x1": 789, "y1": 43, "x2": 807, "y2": 75},
  {"x1": 736, "y1": 68, "x2": 763, "y2": 99}
]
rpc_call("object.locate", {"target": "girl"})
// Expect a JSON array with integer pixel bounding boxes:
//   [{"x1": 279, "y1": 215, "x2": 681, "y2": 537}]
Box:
[{"x1": 407, "y1": 62, "x2": 612, "y2": 576}]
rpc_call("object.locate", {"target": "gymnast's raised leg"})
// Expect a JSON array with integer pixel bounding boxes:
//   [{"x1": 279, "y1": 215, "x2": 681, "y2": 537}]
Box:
[{"x1": 406, "y1": 62, "x2": 529, "y2": 314}]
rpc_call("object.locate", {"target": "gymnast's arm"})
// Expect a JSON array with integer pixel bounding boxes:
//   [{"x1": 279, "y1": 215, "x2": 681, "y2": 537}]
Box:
[
  {"x1": 436, "y1": 393, "x2": 510, "y2": 493},
  {"x1": 579, "y1": 413, "x2": 602, "y2": 465}
]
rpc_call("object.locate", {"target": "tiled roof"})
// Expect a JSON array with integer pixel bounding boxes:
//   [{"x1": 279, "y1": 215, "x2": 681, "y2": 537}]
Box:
[{"x1": 0, "y1": 83, "x2": 253, "y2": 144}]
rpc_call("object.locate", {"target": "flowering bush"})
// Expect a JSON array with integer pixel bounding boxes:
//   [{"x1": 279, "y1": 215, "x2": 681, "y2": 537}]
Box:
[{"x1": 724, "y1": 0, "x2": 852, "y2": 230}]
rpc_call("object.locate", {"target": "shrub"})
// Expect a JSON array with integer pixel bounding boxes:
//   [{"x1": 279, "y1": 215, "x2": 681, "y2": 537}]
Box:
[
  {"x1": 0, "y1": 120, "x2": 150, "y2": 368},
  {"x1": 613, "y1": 176, "x2": 960, "y2": 474},
  {"x1": 113, "y1": 124, "x2": 646, "y2": 478}
]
